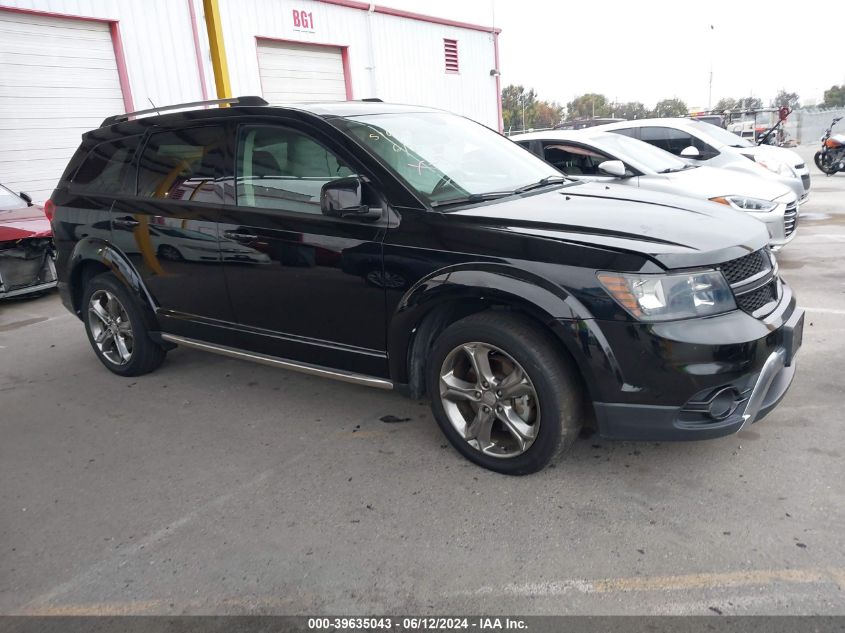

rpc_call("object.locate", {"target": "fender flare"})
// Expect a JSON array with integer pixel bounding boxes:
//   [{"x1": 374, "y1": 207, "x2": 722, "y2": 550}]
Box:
[
  {"x1": 387, "y1": 263, "x2": 601, "y2": 389},
  {"x1": 67, "y1": 238, "x2": 157, "y2": 317}
]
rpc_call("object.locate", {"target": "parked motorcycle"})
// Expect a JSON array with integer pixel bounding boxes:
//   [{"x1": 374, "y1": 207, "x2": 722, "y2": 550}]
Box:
[{"x1": 814, "y1": 116, "x2": 845, "y2": 175}]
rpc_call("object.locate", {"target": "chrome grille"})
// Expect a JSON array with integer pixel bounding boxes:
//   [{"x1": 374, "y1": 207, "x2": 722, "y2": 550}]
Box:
[
  {"x1": 719, "y1": 250, "x2": 770, "y2": 285},
  {"x1": 784, "y1": 202, "x2": 798, "y2": 237}
]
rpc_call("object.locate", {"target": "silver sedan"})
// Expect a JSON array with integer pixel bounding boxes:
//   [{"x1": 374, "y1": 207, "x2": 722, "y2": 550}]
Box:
[{"x1": 511, "y1": 129, "x2": 799, "y2": 250}]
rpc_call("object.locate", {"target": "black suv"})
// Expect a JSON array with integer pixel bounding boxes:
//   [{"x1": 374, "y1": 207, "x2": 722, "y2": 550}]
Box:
[{"x1": 50, "y1": 97, "x2": 804, "y2": 475}]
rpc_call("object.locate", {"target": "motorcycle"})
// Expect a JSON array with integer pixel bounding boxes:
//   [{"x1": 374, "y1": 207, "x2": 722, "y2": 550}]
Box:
[{"x1": 814, "y1": 116, "x2": 845, "y2": 175}]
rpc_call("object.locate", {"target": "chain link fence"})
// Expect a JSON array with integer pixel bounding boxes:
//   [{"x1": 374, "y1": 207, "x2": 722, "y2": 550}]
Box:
[{"x1": 783, "y1": 108, "x2": 845, "y2": 146}]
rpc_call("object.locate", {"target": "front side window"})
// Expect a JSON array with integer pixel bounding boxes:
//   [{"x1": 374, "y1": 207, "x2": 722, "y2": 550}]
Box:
[
  {"x1": 590, "y1": 133, "x2": 689, "y2": 174},
  {"x1": 639, "y1": 127, "x2": 696, "y2": 155},
  {"x1": 640, "y1": 126, "x2": 716, "y2": 158},
  {"x1": 136, "y1": 126, "x2": 232, "y2": 204},
  {"x1": 687, "y1": 119, "x2": 752, "y2": 148},
  {"x1": 73, "y1": 136, "x2": 141, "y2": 194},
  {"x1": 236, "y1": 126, "x2": 355, "y2": 214},
  {"x1": 542, "y1": 143, "x2": 610, "y2": 175},
  {"x1": 333, "y1": 112, "x2": 560, "y2": 205}
]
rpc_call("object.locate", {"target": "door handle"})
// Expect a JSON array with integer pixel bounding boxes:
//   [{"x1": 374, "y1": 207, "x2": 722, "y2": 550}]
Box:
[
  {"x1": 113, "y1": 216, "x2": 140, "y2": 229},
  {"x1": 223, "y1": 230, "x2": 258, "y2": 241}
]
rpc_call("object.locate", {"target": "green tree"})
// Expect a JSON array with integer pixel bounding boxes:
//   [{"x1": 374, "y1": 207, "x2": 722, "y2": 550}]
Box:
[
  {"x1": 501, "y1": 84, "x2": 538, "y2": 132},
  {"x1": 822, "y1": 85, "x2": 845, "y2": 108},
  {"x1": 651, "y1": 98, "x2": 688, "y2": 118},
  {"x1": 501, "y1": 85, "x2": 565, "y2": 131},
  {"x1": 613, "y1": 101, "x2": 648, "y2": 120},
  {"x1": 735, "y1": 96, "x2": 763, "y2": 110},
  {"x1": 533, "y1": 100, "x2": 565, "y2": 129},
  {"x1": 771, "y1": 89, "x2": 800, "y2": 109},
  {"x1": 714, "y1": 97, "x2": 738, "y2": 112},
  {"x1": 566, "y1": 93, "x2": 611, "y2": 120}
]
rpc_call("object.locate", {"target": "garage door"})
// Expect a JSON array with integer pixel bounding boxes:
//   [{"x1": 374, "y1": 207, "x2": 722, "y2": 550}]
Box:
[
  {"x1": 0, "y1": 10, "x2": 126, "y2": 202},
  {"x1": 257, "y1": 40, "x2": 347, "y2": 104}
]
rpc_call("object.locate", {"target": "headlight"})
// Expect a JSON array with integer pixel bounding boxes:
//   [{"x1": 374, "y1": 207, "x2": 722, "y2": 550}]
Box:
[
  {"x1": 709, "y1": 195, "x2": 778, "y2": 212},
  {"x1": 754, "y1": 157, "x2": 796, "y2": 177},
  {"x1": 597, "y1": 270, "x2": 736, "y2": 321}
]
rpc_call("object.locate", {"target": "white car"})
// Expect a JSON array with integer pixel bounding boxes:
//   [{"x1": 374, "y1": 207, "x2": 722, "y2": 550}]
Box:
[
  {"x1": 590, "y1": 117, "x2": 810, "y2": 203},
  {"x1": 512, "y1": 129, "x2": 799, "y2": 250}
]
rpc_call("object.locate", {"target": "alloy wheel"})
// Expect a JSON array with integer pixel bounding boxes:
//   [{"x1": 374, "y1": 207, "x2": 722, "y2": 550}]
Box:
[
  {"x1": 439, "y1": 342, "x2": 540, "y2": 458},
  {"x1": 87, "y1": 290, "x2": 134, "y2": 365}
]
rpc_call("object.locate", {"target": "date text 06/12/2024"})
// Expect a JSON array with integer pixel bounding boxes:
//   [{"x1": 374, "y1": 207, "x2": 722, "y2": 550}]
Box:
[{"x1": 307, "y1": 617, "x2": 529, "y2": 630}]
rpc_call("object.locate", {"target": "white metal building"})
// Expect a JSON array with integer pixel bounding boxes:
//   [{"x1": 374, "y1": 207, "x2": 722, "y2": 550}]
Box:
[{"x1": 0, "y1": 0, "x2": 501, "y2": 202}]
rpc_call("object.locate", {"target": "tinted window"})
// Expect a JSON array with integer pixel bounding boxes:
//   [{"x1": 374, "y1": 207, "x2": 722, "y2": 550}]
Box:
[
  {"x1": 611, "y1": 128, "x2": 638, "y2": 138},
  {"x1": 136, "y1": 126, "x2": 232, "y2": 204},
  {"x1": 73, "y1": 136, "x2": 141, "y2": 194},
  {"x1": 640, "y1": 126, "x2": 716, "y2": 157},
  {"x1": 236, "y1": 126, "x2": 355, "y2": 214},
  {"x1": 542, "y1": 143, "x2": 610, "y2": 175}
]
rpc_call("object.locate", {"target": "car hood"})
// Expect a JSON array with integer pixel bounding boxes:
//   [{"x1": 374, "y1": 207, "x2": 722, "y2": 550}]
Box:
[
  {"x1": 452, "y1": 181, "x2": 769, "y2": 269},
  {"x1": 0, "y1": 205, "x2": 52, "y2": 241},
  {"x1": 737, "y1": 144, "x2": 804, "y2": 167},
  {"x1": 662, "y1": 165, "x2": 794, "y2": 202}
]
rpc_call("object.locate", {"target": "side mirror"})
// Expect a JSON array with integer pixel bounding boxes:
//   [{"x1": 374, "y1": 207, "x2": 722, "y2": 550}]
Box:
[
  {"x1": 597, "y1": 160, "x2": 629, "y2": 178},
  {"x1": 680, "y1": 145, "x2": 701, "y2": 158},
  {"x1": 320, "y1": 177, "x2": 380, "y2": 220},
  {"x1": 19, "y1": 191, "x2": 33, "y2": 206}
]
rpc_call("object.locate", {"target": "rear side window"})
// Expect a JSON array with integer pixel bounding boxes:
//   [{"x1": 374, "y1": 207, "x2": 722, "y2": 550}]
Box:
[
  {"x1": 72, "y1": 136, "x2": 141, "y2": 194},
  {"x1": 136, "y1": 126, "x2": 233, "y2": 204},
  {"x1": 610, "y1": 128, "x2": 637, "y2": 138}
]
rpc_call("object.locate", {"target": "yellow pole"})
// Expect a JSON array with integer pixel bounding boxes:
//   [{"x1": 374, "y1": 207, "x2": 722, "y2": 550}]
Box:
[{"x1": 202, "y1": 0, "x2": 232, "y2": 99}]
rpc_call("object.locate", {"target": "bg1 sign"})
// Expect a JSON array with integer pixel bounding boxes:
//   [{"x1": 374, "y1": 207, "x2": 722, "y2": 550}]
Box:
[{"x1": 292, "y1": 9, "x2": 315, "y2": 31}]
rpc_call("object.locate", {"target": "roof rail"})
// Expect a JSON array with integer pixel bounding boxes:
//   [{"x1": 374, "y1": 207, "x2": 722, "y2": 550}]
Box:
[{"x1": 100, "y1": 95, "x2": 269, "y2": 127}]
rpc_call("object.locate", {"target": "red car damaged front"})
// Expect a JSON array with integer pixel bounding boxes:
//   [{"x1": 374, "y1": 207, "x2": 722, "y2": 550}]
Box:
[{"x1": 0, "y1": 184, "x2": 57, "y2": 300}]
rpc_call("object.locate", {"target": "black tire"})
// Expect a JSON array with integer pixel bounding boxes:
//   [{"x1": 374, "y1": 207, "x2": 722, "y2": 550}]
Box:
[
  {"x1": 815, "y1": 151, "x2": 838, "y2": 175},
  {"x1": 426, "y1": 311, "x2": 582, "y2": 475},
  {"x1": 82, "y1": 272, "x2": 166, "y2": 377}
]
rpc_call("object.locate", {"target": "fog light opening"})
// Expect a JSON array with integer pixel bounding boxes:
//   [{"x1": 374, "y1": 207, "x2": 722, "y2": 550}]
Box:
[{"x1": 707, "y1": 387, "x2": 741, "y2": 420}]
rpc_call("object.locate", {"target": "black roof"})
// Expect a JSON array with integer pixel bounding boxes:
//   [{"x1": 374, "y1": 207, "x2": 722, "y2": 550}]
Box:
[{"x1": 92, "y1": 98, "x2": 443, "y2": 139}]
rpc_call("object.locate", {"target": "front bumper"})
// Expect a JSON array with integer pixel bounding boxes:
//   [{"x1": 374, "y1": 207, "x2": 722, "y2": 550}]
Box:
[
  {"x1": 0, "y1": 247, "x2": 57, "y2": 300},
  {"x1": 752, "y1": 196, "x2": 799, "y2": 251},
  {"x1": 556, "y1": 281, "x2": 803, "y2": 441},
  {"x1": 593, "y1": 346, "x2": 797, "y2": 441}
]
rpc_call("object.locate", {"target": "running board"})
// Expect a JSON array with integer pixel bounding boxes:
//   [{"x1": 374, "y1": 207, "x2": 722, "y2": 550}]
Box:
[{"x1": 161, "y1": 334, "x2": 393, "y2": 390}]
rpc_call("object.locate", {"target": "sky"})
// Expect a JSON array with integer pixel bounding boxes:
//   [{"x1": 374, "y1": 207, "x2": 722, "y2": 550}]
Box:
[{"x1": 378, "y1": 0, "x2": 844, "y2": 110}]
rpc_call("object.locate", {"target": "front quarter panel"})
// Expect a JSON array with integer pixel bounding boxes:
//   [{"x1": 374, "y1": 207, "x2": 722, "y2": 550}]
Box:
[{"x1": 383, "y1": 207, "x2": 651, "y2": 386}]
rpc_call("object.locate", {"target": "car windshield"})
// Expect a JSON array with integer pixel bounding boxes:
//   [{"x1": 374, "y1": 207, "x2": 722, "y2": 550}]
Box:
[
  {"x1": 333, "y1": 112, "x2": 562, "y2": 205},
  {"x1": 0, "y1": 184, "x2": 27, "y2": 210},
  {"x1": 589, "y1": 133, "x2": 690, "y2": 174},
  {"x1": 688, "y1": 119, "x2": 753, "y2": 148}
]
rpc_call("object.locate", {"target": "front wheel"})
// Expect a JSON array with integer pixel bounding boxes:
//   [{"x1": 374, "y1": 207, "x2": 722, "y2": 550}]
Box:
[
  {"x1": 426, "y1": 312, "x2": 582, "y2": 475},
  {"x1": 815, "y1": 150, "x2": 838, "y2": 175}
]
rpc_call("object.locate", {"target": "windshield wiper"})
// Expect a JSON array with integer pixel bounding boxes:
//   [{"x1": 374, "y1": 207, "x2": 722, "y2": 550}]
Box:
[
  {"x1": 430, "y1": 191, "x2": 513, "y2": 208},
  {"x1": 513, "y1": 175, "x2": 568, "y2": 194}
]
